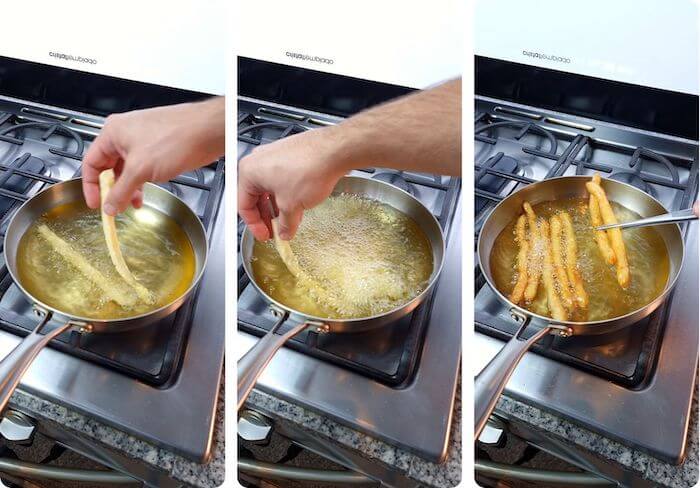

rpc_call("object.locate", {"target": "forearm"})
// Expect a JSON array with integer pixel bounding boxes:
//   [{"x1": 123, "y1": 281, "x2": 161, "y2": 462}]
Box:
[
  {"x1": 324, "y1": 79, "x2": 461, "y2": 176},
  {"x1": 183, "y1": 96, "x2": 225, "y2": 167}
]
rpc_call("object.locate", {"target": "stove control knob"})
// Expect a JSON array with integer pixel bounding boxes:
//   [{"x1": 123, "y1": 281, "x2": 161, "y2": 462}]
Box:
[
  {"x1": 478, "y1": 415, "x2": 506, "y2": 447},
  {"x1": 0, "y1": 410, "x2": 35, "y2": 444},
  {"x1": 238, "y1": 410, "x2": 272, "y2": 445}
]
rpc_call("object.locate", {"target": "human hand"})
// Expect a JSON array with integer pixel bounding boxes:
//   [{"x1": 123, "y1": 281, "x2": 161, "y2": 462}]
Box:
[
  {"x1": 238, "y1": 127, "x2": 348, "y2": 241},
  {"x1": 694, "y1": 201, "x2": 699, "y2": 217},
  {"x1": 82, "y1": 98, "x2": 225, "y2": 215}
]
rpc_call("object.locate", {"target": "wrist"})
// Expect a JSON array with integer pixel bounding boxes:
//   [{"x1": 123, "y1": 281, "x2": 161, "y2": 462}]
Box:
[{"x1": 315, "y1": 123, "x2": 373, "y2": 176}]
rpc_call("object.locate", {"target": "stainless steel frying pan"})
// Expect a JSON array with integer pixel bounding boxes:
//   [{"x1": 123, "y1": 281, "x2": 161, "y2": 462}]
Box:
[
  {"x1": 475, "y1": 176, "x2": 685, "y2": 440},
  {"x1": 0, "y1": 178, "x2": 208, "y2": 414},
  {"x1": 238, "y1": 175, "x2": 445, "y2": 409}
]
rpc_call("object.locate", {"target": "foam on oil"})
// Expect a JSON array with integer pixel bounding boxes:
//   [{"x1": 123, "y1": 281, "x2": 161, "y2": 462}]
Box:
[
  {"x1": 17, "y1": 201, "x2": 196, "y2": 319},
  {"x1": 490, "y1": 197, "x2": 670, "y2": 321},
  {"x1": 252, "y1": 194, "x2": 434, "y2": 319}
]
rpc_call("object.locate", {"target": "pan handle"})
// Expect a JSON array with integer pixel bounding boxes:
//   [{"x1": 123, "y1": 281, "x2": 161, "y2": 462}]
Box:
[
  {"x1": 475, "y1": 314, "x2": 553, "y2": 441},
  {"x1": 238, "y1": 313, "x2": 323, "y2": 410},
  {"x1": 0, "y1": 311, "x2": 75, "y2": 414}
]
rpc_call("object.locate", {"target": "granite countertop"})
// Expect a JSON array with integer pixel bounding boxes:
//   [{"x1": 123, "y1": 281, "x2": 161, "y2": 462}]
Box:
[
  {"x1": 245, "y1": 381, "x2": 462, "y2": 488},
  {"x1": 7, "y1": 380, "x2": 225, "y2": 488},
  {"x1": 496, "y1": 390, "x2": 699, "y2": 487}
]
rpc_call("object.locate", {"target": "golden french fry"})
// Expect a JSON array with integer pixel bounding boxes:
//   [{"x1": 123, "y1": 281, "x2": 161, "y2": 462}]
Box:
[
  {"x1": 589, "y1": 174, "x2": 616, "y2": 265},
  {"x1": 100, "y1": 170, "x2": 155, "y2": 304},
  {"x1": 522, "y1": 202, "x2": 541, "y2": 301},
  {"x1": 37, "y1": 224, "x2": 138, "y2": 308},
  {"x1": 271, "y1": 217, "x2": 304, "y2": 278},
  {"x1": 585, "y1": 180, "x2": 630, "y2": 288},
  {"x1": 549, "y1": 215, "x2": 575, "y2": 311},
  {"x1": 560, "y1": 212, "x2": 589, "y2": 308},
  {"x1": 509, "y1": 214, "x2": 529, "y2": 304},
  {"x1": 540, "y1": 220, "x2": 568, "y2": 321}
]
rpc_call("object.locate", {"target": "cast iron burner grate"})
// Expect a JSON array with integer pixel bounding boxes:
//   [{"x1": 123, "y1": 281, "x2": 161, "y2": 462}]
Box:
[
  {"x1": 237, "y1": 110, "x2": 460, "y2": 385},
  {"x1": 0, "y1": 110, "x2": 225, "y2": 386},
  {"x1": 474, "y1": 111, "x2": 699, "y2": 387}
]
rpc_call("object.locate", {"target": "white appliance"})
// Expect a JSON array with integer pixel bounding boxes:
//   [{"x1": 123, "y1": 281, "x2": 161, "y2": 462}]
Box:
[
  {"x1": 238, "y1": 0, "x2": 463, "y2": 88},
  {"x1": 475, "y1": 0, "x2": 698, "y2": 95},
  {"x1": 0, "y1": 0, "x2": 225, "y2": 95}
]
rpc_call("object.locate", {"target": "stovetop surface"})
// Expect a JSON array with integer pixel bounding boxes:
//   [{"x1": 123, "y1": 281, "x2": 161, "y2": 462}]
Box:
[
  {"x1": 0, "y1": 95, "x2": 225, "y2": 462},
  {"x1": 474, "y1": 95, "x2": 699, "y2": 463},
  {"x1": 237, "y1": 97, "x2": 462, "y2": 462},
  {"x1": 237, "y1": 102, "x2": 460, "y2": 385},
  {"x1": 0, "y1": 101, "x2": 224, "y2": 386}
]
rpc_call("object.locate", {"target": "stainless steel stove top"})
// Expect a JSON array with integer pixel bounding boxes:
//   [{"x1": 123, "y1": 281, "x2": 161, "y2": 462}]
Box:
[
  {"x1": 474, "y1": 95, "x2": 699, "y2": 463},
  {"x1": 0, "y1": 95, "x2": 225, "y2": 462},
  {"x1": 237, "y1": 97, "x2": 462, "y2": 462}
]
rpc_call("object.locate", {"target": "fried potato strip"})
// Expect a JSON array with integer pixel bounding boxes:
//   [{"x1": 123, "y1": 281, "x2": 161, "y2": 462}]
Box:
[
  {"x1": 540, "y1": 220, "x2": 568, "y2": 321},
  {"x1": 588, "y1": 174, "x2": 617, "y2": 266},
  {"x1": 549, "y1": 214, "x2": 575, "y2": 311},
  {"x1": 522, "y1": 202, "x2": 541, "y2": 301},
  {"x1": 271, "y1": 217, "x2": 304, "y2": 278},
  {"x1": 509, "y1": 214, "x2": 529, "y2": 304},
  {"x1": 37, "y1": 224, "x2": 138, "y2": 308},
  {"x1": 99, "y1": 170, "x2": 155, "y2": 304},
  {"x1": 585, "y1": 179, "x2": 630, "y2": 289},
  {"x1": 560, "y1": 212, "x2": 589, "y2": 308}
]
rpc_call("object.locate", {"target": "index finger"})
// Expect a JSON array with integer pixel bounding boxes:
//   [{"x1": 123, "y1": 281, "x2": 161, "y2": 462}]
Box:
[
  {"x1": 81, "y1": 132, "x2": 121, "y2": 208},
  {"x1": 238, "y1": 188, "x2": 270, "y2": 241}
]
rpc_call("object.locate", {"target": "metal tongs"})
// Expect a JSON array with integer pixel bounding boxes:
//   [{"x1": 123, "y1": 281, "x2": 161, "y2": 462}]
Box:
[{"x1": 596, "y1": 206, "x2": 698, "y2": 231}]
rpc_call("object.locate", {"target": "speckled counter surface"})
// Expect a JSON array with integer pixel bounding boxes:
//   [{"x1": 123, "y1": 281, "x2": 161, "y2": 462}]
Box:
[
  {"x1": 495, "y1": 391, "x2": 699, "y2": 487},
  {"x1": 6, "y1": 380, "x2": 225, "y2": 488},
  {"x1": 245, "y1": 384, "x2": 462, "y2": 488}
]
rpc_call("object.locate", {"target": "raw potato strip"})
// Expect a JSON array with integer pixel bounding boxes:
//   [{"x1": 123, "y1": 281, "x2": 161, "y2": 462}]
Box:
[
  {"x1": 540, "y1": 220, "x2": 568, "y2": 321},
  {"x1": 37, "y1": 224, "x2": 137, "y2": 308},
  {"x1": 99, "y1": 170, "x2": 155, "y2": 304},
  {"x1": 588, "y1": 174, "x2": 616, "y2": 265},
  {"x1": 549, "y1": 215, "x2": 575, "y2": 311},
  {"x1": 560, "y1": 212, "x2": 589, "y2": 308},
  {"x1": 522, "y1": 202, "x2": 541, "y2": 301},
  {"x1": 271, "y1": 218, "x2": 304, "y2": 278},
  {"x1": 585, "y1": 180, "x2": 631, "y2": 289},
  {"x1": 509, "y1": 214, "x2": 529, "y2": 304}
]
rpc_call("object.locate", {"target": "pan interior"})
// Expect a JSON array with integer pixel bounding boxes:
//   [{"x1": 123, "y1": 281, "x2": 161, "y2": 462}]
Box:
[
  {"x1": 489, "y1": 196, "x2": 670, "y2": 322},
  {"x1": 251, "y1": 193, "x2": 435, "y2": 320},
  {"x1": 16, "y1": 200, "x2": 196, "y2": 320}
]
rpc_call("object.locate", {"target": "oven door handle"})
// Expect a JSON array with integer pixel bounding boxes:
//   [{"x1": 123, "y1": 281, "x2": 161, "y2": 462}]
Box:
[
  {"x1": 0, "y1": 457, "x2": 138, "y2": 484},
  {"x1": 475, "y1": 459, "x2": 615, "y2": 486},
  {"x1": 239, "y1": 458, "x2": 375, "y2": 485}
]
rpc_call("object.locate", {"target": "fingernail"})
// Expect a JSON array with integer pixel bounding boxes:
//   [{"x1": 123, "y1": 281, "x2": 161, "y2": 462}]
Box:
[
  {"x1": 279, "y1": 230, "x2": 290, "y2": 240},
  {"x1": 103, "y1": 203, "x2": 117, "y2": 216}
]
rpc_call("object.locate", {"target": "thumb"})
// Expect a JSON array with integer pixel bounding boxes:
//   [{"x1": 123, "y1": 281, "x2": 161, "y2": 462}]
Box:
[
  {"x1": 277, "y1": 206, "x2": 303, "y2": 240},
  {"x1": 104, "y1": 161, "x2": 146, "y2": 216}
]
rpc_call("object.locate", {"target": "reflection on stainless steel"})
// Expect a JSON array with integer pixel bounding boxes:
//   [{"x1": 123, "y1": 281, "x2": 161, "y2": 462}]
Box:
[{"x1": 474, "y1": 96, "x2": 699, "y2": 464}]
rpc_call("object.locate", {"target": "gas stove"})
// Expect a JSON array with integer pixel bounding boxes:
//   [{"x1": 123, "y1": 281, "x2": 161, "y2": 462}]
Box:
[
  {"x1": 0, "y1": 94, "x2": 225, "y2": 462},
  {"x1": 474, "y1": 95, "x2": 699, "y2": 464},
  {"x1": 237, "y1": 96, "x2": 462, "y2": 462}
]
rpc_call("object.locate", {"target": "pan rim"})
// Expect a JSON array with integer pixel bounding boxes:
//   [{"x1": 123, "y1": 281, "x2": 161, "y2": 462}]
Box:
[
  {"x1": 4, "y1": 177, "x2": 210, "y2": 325},
  {"x1": 476, "y1": 174, "x2": 686, "y2": 328},
  {"x1": 242, "y1": 175, "x2": 447, "y2": 325}
]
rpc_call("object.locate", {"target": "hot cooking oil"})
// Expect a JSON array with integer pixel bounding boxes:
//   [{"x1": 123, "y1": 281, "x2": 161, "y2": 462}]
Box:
[
  {"x1": 252, "y1": 194, "x2": 434, "y2": 319},
  {"x1": 17, "y1": 201, "x2": 196, "y2": 319},
  {"x1": 490, "y1": 197, "x2": 670, "y2": 321}
]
